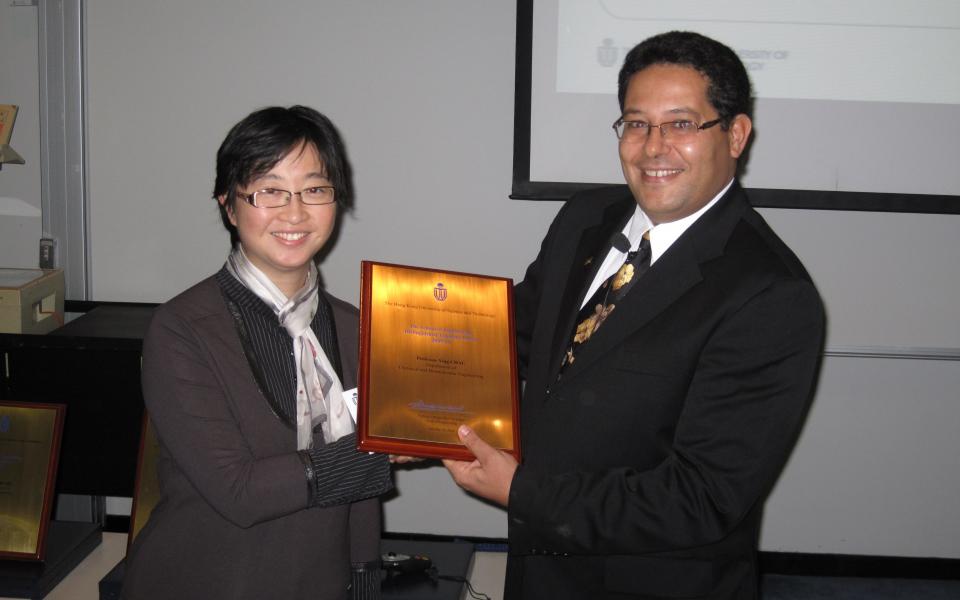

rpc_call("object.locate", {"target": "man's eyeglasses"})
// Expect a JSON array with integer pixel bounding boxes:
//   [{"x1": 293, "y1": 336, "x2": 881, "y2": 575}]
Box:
[
  {"x1": 238, "y1": 187, "x2": 336, "y2": 208},
  {"x1": 612, "y1": 117, "x2": 723, "y2": 143}
]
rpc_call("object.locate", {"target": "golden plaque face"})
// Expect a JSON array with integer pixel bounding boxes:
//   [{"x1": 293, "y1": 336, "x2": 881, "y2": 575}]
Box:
[
  {"x1": 129, "y1": 415, "x2": 161, "y2": 550},
  {"x1": 357, "y1": 262, "x2": 520, "y2": 460},
  {"x1": 0, "y1": 402, "x2": 65, "y2": 561}
]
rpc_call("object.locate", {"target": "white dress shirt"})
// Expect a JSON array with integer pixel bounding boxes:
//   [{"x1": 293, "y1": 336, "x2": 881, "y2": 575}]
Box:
[{"x1": 580, "y1": 179, "x2": 734, "y2": 309}]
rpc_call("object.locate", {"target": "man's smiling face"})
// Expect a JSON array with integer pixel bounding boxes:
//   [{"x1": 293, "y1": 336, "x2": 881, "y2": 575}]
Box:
[{"x1": 618, "y1": 64, "x2": 751, "y2": 224}]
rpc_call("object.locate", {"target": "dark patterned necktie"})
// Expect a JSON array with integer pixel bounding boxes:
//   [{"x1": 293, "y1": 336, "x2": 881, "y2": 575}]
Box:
[{"x1": 559, "y1": 234, "x2": 651, "y2": 374}]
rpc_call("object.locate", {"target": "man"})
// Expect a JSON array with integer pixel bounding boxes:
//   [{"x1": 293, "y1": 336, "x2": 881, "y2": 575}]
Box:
[{"x1": 444, "y1": 31, "x2": 824, "y2": 599}]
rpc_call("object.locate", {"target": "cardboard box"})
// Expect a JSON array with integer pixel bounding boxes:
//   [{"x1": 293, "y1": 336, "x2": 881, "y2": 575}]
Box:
[{"x1": 0, "y1": 269, "x2": 65, "y2": 334}]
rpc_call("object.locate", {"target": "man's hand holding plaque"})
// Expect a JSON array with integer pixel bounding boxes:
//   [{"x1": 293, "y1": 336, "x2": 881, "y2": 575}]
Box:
[{"x1": 442, "y1": 424, "x2": 517, "y2": 507}]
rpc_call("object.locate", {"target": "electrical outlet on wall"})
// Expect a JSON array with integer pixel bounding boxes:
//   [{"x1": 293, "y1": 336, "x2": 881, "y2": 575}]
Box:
[{"x1": 39, "y1": 238, "x2": 56, "y2": 269}]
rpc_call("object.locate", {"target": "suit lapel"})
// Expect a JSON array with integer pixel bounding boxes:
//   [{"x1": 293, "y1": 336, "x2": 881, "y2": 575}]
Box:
[
  {"x1": 194, "y1": 287, "x2": 296, "y2": 428},
  {"x1": 555, "y1": 184, "x2": 749, "y2": 384},
  {"x1": 547, "y1": 200, "x2": 637, "y2": 382}
]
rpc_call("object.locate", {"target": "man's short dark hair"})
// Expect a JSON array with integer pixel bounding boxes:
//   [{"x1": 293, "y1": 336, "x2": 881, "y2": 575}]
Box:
[
  {"x1": 617, "y1": 31, "x2": 751, "y2": 127},
  {"x1": 213, "y1": 105, "x2": 354, "y2": 246}
]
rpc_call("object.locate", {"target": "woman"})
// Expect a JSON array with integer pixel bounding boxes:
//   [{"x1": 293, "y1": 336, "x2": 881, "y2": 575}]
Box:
[{"x1": 123, "y1": 106, "x2": 392, "y2": 599}]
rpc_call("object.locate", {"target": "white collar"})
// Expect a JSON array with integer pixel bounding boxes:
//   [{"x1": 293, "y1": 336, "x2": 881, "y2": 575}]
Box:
[{"x1": 634, "y1": 178, "x2": 734, "y2": 264}]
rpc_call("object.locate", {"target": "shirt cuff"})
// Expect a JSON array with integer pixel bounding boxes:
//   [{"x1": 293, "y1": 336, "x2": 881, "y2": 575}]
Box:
[{"x1": 300, "y1": 433, "x2": 393, "y2": 507}]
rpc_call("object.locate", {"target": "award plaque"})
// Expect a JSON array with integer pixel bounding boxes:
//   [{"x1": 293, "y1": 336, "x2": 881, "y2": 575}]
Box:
[
  {"x1": 0, "y1": 402, "x2": 65, "y2": 561},
  {"x1": 128, "y1": 414, "x2": 161, "y2": 550},
  {"x1": 358, "y1": 261, "x2": 520, "y2": 460}
]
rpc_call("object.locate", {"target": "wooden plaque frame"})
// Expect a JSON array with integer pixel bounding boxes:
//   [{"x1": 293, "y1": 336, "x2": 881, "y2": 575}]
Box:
[
  {"x1": 0, "y1": 401, "x2": 66, "y2": 561},
  {"x1": 357, "y1": 261, "x2": 521, "y2": 461}
]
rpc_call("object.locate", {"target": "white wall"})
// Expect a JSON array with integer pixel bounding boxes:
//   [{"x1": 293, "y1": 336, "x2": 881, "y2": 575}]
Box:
[
  {"x1": 762, "y1": 355, "x2": 960, "y2": 558},
  {"x1": 3, "y1": 0, "x2": 958, "y2": 558},
  {"x1": 0, "y1": 2, "x2": 42, "y2": 268},
  {"x1": 759, "y1": 208, "x2": 960, "y2": 351},
  {"x1": 83, "y1": 0, "x2": 560, "y2": 307}
]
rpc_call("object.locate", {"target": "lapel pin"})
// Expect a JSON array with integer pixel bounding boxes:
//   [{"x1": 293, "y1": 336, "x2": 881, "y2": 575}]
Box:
[{"x1": 583, "y1": 257, "x2": 593, "y2": 267}]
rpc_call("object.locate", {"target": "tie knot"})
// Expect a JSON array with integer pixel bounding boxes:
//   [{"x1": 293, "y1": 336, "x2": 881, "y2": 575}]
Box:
[{"x1": 625, "y1": 236, "x2": 651, "y2": 263}]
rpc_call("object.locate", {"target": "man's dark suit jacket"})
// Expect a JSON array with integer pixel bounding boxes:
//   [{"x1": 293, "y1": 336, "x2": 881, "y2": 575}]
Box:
[{"x1": 506, "y1": 183, "x2": 825, "y2": 600}]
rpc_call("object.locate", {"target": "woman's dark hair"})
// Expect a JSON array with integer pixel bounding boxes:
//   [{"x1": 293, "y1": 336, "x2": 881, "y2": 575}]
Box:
[
  {"x1": 213, "y1": 105, "x2": 354, "y2": 246},
  {"x1": 617, "y1": 31, "x2": 752, "y2": 128}
]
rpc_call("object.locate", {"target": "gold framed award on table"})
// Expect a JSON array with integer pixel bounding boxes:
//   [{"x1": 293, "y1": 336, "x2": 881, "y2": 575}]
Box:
[
  {"x1": 128, "y1": 414, "x2": 161, "y2": 551},
  {"x1": 0, "y1": 401, "x2": 65, "y2": 561},
  {"x1": 357, "y1": 261, "x2": 520, "y2": 461}
]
